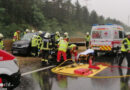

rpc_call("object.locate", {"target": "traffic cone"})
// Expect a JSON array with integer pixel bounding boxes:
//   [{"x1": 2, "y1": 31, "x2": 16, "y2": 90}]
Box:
[{"x1": 0, "y1": 78, "x2": 3, "y2": 88}]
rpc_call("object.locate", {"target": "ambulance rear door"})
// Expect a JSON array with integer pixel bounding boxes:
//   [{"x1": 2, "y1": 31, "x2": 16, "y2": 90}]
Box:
[{"x1": 90, "y1": 26, "x2": 113, "y2": 51}]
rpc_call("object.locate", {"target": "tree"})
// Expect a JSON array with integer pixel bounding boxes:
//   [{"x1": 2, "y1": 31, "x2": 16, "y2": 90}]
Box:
[{"x1": 89, "y1": 10, "x2": 98, "y2": 25}]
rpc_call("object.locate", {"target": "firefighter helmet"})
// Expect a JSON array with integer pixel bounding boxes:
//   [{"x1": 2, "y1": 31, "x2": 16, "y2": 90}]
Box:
[
  {"x1": 33, "y1": 35, "x2": 37, "y2": 38},
  {"x1": 86, "y1": 32, "x2": 89, "y2": 35},
  {"x1": 38, "y1": 31, "x2": 43, "y2": 35},
  {"x1": 59, "y1": 37, "x2": 63, "y2": 40},
  {"x1": 26, "y1": 29, "x2": 30, "y2": 33},
  {"x1": 56, "y1": 31, "x2": 60, "y2": 35},
  {"x1": 64, "y1": 32, "x2": 68, "y2": 36},
  {"x1": 32, "y1": 30, "x2": 35, "y2": 33},
  {"x1": 44, "y1": 32, "x2": 50, "y2": 38}
]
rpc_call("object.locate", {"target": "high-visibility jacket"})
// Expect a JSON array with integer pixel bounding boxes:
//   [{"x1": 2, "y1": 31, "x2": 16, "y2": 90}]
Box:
[
  {"x1": 55, "y1": 35, "x2": 60, "y2": 42},
  {"x1": 31, "y1": 37, "x2": 37, "y2": 47},
  {"x1": 58, "y1": 40, "x2": 68, "y2": 52},
  {"x1": 13, "y1": 32, "x2": 20, "y2": 42},
  {"x1": 85, "y1": 35, "x2": 90, "y2": 42},
  {"x1": 37, "y1": 35, "x2": 43, "y2": 49},
  {"x1": 0, "y1": 40, "x2": 4, "y2": 49},
  {"x1": 121, "y1": 38, "x2": 130, "y2": 52},
  {"x1": 69, "y1": 44, "x2": 76, "y2": 50},
  {"x1": 24, "y1": 32, "x2": 26, "y2": 35},
  {"x1": 69, "y1": 44, "x2": 77, "y2": 53},
  {"x1": 40, "y1": 38, "x2": 52, "y2": 50}
]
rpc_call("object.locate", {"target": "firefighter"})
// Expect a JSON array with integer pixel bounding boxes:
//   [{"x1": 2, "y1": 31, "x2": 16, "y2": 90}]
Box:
[
  {"x1": 64, "y1": 32, "x2": 69, "y2": 42},
  {"x1": 40, "y1": 32, "x2": 52, "y2": 66},
  {"x1": 69, "y1": 44, "x2": 78, "y2": 61},
  {"x1": 85, "y1": 32, "x2": 90, "y2": 49},
  {"x1": 0, "y1": 33, "x2": 4, "y2": 50},
  {"x1": 24, "y1": 29, "x2": 30, "y2": 35},
  {"x1": 55, "y1": 31, "x2": 60, "y2": 43},
  {"x1": 37, "y1": 31, "x2": 43, "y2": 56},
  {"x1": 13, "y1": 30, "x2": 20, "y2": 42},
  {"x1": 119, "y1": 32, "x2": 130, "y2": 67},
  {"x1": 57, "y1": 37, "x2": 68, "y2": 63},
  {"x1": 31, "y1": 35, "x2": 38, "y2": 56}
]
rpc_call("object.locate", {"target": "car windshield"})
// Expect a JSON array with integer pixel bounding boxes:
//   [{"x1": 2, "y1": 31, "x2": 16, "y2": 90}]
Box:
[{"x1": 21, "y1": 33, "x2": 36, "y2": 41}]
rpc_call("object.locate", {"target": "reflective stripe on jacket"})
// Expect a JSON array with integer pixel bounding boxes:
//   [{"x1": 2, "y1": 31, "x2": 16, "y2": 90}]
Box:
[
  {"x1": 41, "y1": 38, "x2": 52, "y2": 50},
  {"x1": 85, "y1": 35, "x2": 90, "y2": 42},
  {"x1": 31, "y1": 37, "x2": 37, "y2": 47},
  {"x1": 58, "y1": 40, "x2": 68, "y2": 52},
  {"x1": 121, "y1": 38, "x2": 130, "y2": 52}
]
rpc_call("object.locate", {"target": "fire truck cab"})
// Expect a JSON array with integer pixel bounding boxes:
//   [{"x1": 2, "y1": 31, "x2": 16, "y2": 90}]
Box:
[{"x1": 90, "y1": 24, "x2": 125, "y2": 53}]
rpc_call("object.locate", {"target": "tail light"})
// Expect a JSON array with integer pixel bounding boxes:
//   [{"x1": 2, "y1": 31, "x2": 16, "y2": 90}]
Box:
[{"x1": 0, "y1": 78, "x2": 3, "y2": 88}]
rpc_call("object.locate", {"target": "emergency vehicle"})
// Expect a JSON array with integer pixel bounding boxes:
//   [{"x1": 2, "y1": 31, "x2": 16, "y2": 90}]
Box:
[
  {"x1": 90, "y1": 24, "x2": 125, "y2": 52},
  {"x1": 0, "y1": 50, "x2": 21, "y2": 89}
]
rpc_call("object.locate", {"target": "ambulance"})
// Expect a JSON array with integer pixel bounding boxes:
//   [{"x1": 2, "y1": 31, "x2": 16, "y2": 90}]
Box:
[
  {"x1": 90, "y1": 24, "x2": 125, "y2": 53},
  {"x1": 0, "y1": 50, "x2": 20, "y2": 89}
]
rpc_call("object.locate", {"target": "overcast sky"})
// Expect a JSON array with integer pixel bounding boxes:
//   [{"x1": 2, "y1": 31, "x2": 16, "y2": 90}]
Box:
[{"x1": 72, "y1": 0, "x2": 130, "y2": 26}]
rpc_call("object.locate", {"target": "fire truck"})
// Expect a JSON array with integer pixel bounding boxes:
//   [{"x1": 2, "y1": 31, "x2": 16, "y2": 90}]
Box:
[{"x1": 90, "y1": 24, "x2": 125, "y2": 53}]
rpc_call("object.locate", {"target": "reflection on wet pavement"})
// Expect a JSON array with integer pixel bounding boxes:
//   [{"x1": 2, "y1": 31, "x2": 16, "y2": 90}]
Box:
[{"x1": 14, "y1": 55, "x2": 130, "y2": 90}]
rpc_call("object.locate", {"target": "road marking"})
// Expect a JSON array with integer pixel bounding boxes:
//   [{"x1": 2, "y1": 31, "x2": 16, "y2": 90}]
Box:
[{"x1": 21, "y1": 65, "x2": 54, "y2": 76}]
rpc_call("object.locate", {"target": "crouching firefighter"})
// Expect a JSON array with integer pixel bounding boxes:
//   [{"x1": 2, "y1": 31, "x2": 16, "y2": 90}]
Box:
[
  {"x1": 40, "y1": 32, "x2": 52, "y2": 66},
  {"x1": 31, "y1": 35, "x2": 38, "y2": 56},
  {"x1": 69, "y1": 44, "x2": 78, "y2": 61}
]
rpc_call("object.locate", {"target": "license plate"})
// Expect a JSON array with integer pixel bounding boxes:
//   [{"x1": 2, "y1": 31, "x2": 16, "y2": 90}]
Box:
[{"x1": 13, "y1": 51, "x2": 18, "y2": 53}]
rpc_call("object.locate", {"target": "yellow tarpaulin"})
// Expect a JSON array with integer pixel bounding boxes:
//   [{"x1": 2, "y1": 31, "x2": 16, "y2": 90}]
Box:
[{"x1": 52, "y1": 63, "x2": 108, "y2": 77}]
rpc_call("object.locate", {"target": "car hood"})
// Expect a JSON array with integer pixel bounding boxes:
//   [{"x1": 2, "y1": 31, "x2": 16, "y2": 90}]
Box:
[{"x1": 13, "y1": 40, "x2": 30, "y2": 45}]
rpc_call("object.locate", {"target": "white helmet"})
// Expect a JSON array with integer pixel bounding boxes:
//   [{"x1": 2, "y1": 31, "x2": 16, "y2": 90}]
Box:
[
  {"x1": 38, "y1": 31, "x2": 43, "y2": 35},
  {"x1": 32, "y1": 30, "x2": 35, "y2": 33},
  {"x1": 0, "y1": 33, "x2": 3, "y2": 39},
  {"x1": 64, "y1": 32, "x2": 68, "y2": 36},
  {"x1": 56, "y1": 31, "x2": 60, "y2": 35},
  {"x1": 44, "y1": 32, "x2": 50, "y2": 38},
  {"x1": 26, "y1": 29, "x2": 30, "y2": 33},
  {"x1": 86, "y1": 32, "x2": 89, "y2": 35},
  {"x1": 32, "y1": 35, "x2": 37, "y2": 38},
  {"x1": 59, "y1": 37, "x2": 63, "y2": 40},
  {"x1": 126, "y1": 32, "x2": 130, "y2": 36}
]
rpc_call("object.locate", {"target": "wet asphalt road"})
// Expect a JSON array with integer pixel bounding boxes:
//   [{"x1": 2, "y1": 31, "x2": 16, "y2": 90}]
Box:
[{"x1": 14, "y1": 55, "x2": 130, "y2": 90}]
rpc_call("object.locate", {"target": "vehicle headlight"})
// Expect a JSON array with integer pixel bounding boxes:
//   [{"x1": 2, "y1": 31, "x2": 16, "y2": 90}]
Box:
[{"x1": 21, "y1": 44, "x2": 29, "y2": 48}]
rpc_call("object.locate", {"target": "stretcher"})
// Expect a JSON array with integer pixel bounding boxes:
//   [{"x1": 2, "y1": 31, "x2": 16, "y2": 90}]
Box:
[{"x1": 51, "y1": 60, "x2": 108, "y2": 77}]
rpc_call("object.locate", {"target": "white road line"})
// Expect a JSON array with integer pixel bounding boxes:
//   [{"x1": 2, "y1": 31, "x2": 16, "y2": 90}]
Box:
[{"x1": 21, "y1": 65, "x2": 54, "y2": 76}]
